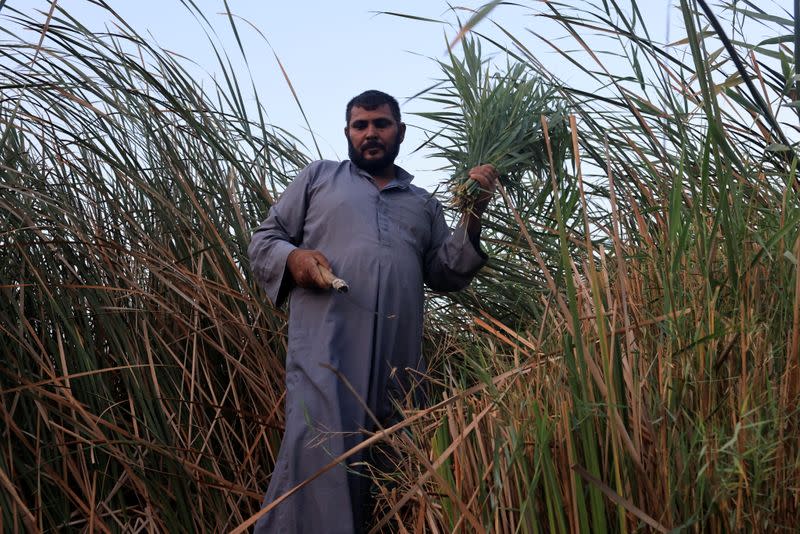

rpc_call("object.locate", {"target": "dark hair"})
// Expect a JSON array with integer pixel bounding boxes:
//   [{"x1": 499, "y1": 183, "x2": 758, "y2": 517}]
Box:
[{"x1": 345, "y1": 90, "x2": 401, "y2": 124}]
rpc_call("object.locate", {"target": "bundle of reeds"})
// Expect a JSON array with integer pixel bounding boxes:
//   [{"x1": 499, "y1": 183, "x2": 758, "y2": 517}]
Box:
[{"x1": 419, "y1": 37, "x2": 569, "y2": 210}]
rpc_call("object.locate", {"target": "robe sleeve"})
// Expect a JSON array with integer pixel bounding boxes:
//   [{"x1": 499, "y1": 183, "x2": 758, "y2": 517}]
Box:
[
  {"x1": 248, "y1": 163, "x2": 316, "y2": 307},
  {"x1": 423, "y1": 199, "x2": 488, "y2": 292}
]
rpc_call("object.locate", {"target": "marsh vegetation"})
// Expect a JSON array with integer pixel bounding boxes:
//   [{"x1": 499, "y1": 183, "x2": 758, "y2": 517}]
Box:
[{"x1": 1, "y1": 1, "x2": 798, "y2": 532}]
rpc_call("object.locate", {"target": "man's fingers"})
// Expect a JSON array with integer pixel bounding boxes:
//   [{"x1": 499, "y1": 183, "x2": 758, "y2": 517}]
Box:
[
  {"x1": 311, "y1": 252, "x2": 332, "y2": 272},
  {"x1": 308, "y1": 253, "x2": 333, "y2": 288},
  {"x1": 287, "y1": 249, "x2": 347, "y2": 291},
  {"x1": 305, "y1": 259, "x2": 327, "y2": 288},
  {"x1": 469, "y1": 164, "x2": 498, "y2": 190},
  {"x1": 287, "y1": 249, "x2": 335, "y2": 289},
  {"x1": 313, "y1": 263, "x2": 335, "y2": 288},
  {"x1": 465, "y1": 164, "x2": 498, "y2": 215}
]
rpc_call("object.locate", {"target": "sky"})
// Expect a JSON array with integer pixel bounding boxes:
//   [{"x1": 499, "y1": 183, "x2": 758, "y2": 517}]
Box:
[
  {"x1": 5, "y1": 0, "x2": 795, "y2": 189},
  {"x1": 73, "y1": 0, "x2": 557, "y2": 189}
]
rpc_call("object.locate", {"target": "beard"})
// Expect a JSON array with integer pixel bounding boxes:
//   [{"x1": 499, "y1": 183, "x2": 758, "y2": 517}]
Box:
[{"x1": 348, "y1": 137, "x2": 400, "y2": 174}]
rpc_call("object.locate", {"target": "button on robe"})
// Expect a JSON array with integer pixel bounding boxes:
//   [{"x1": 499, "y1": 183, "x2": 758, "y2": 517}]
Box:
[{"x1": 248, "y1": 160, "x2": 486, "y2": 533}]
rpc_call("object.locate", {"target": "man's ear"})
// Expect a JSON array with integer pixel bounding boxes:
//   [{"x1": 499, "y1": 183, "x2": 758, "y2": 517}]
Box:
[
  {"x1": 398, "y1": 122, "x2": 406, "y2": 144},
  {"x1": 344, "y1": 126, "x2": 349, "y2": 139}
]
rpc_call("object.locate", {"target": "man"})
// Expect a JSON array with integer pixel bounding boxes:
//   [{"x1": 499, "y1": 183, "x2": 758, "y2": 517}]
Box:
[{"x1": 249, "y1": 90, "x2": 497, "y2": 533}]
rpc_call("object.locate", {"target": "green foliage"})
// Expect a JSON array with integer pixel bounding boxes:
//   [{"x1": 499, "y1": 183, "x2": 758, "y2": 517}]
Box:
[{"x1": 420, "y1": 37, "x2": 569, "y2": 209}]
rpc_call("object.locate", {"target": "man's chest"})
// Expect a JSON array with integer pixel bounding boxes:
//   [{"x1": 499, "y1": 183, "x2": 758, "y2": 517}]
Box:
[{"x1": 304, "y1": 176, "x2": 433, "y2": 254}]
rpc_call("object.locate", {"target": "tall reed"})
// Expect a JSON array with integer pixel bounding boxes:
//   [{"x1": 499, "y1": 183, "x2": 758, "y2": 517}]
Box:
[
  {"x1": 0, "y1": 2, "x2": 307, "y2": 531},
  {"x1": 374, "y1": 1, "x2": 800, "y2": 532}
]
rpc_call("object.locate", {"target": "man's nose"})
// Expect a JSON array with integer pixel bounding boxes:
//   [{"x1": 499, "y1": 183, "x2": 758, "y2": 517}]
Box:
[{"x1": 365, "y1": 123, "x2": 378, "y2": 137}]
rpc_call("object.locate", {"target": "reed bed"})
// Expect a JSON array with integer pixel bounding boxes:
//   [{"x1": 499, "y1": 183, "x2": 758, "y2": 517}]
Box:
[
  {"x1": 1, "y1": 0, "x2": 799, "y2": 532},
  {"x1": 374, "y1": 0, "x2": 800, "y2": 532},
  {"x1": 0, "y1": 2, "x2": 306, "y2": 531}
]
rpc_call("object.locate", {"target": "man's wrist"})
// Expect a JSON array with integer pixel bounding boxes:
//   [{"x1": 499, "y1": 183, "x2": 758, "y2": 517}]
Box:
[{"x1": 463, "y1": 211, "x2": 483, "y2": 243}]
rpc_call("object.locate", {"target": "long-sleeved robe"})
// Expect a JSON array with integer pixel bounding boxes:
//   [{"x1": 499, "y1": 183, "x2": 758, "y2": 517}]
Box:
[{"x1": 248, "y1": 160, "x2": 486, "y2": 533}]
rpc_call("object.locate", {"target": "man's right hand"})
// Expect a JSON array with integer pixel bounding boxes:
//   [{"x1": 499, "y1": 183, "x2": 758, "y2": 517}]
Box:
[{"x1": 286, "y1": 249, "x2": 332, "y2": 289}]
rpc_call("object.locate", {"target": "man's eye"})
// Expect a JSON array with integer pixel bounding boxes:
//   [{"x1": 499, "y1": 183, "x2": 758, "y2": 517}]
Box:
[
  {"x1": 374, "y1": 120, "x2": 390, "y2": 128},
  {"x1": 352, "y1": 122, "x2": 367, "y2": 129}
]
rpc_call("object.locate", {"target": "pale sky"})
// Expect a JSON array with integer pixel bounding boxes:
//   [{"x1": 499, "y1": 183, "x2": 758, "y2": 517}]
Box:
[
  {"x1": 80, "y1": 0, "x2": 554, "y2": 188},
  {"x1": 6, "y1": 1, "x2": 794, "y2": 189}
]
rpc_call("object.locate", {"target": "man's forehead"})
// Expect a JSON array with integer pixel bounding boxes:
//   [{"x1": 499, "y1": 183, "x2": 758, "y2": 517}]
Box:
[{"x1": 349, "y1": 104, "x2": 394, "y2": 121}]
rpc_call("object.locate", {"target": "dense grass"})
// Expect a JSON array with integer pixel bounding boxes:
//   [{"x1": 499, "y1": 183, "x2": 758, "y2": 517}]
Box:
[
  {"x1": 0, "y1": 2, "x2": 305, "y2": 530},
  {"x1": 376, "y1": 1, "x2": 800, "y2": 532},
  {"x1": 2, "y1": 0, "x2": 799, "y2": 532}
]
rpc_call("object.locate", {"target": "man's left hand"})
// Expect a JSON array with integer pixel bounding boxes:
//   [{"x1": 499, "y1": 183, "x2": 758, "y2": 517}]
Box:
[{"x1": 468, "y1": 164, "x2": 498, "y2": 215}]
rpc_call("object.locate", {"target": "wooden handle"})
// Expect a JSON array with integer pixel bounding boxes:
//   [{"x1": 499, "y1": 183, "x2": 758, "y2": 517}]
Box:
[{"x1": 317, "y1": 264, "x2": 349, "y2": 293}]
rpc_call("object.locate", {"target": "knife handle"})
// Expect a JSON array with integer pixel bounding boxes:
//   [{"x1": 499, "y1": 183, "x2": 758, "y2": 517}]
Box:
[{"x1": 317, "y1": 264, "x2": 349, "y2": 293}]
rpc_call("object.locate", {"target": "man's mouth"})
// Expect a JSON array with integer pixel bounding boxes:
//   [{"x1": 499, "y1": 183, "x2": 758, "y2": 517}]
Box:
[{"x1": 362, "y1": 143, "x2": 384, "y2": 156}]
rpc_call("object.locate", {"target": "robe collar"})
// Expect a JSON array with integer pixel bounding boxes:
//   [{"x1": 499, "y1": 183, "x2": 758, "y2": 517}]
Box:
[{"x1": 348, "y1": 160, "x2": 414, "y2": 191}]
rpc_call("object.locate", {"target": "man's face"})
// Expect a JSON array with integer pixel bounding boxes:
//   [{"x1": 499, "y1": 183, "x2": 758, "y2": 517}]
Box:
[{"x1": 345, "y1": 104, "x2": 405, "y2": 174}]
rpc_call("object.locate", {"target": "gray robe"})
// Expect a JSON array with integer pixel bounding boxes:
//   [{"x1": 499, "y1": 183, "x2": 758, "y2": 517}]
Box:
[{"x1": 249, "y1": 160, "x2": 486, "y2": 533}]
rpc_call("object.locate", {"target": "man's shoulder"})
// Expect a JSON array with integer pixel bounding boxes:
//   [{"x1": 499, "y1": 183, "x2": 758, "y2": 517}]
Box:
[
  {"x1": 303, "y1": 159, "x2": 346, "y2": 174},
  {"x1": 405, "y1": 182, "x2": 444, "y2": 210},
  {"x1": 303, "y1": 159, "x2": 360, "y2": 181},
  {"x1": 297, "y1": 160, "x2": 352, "y2": 186}
]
